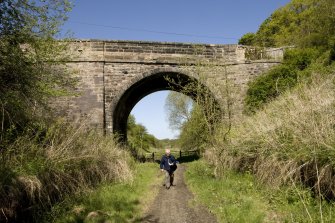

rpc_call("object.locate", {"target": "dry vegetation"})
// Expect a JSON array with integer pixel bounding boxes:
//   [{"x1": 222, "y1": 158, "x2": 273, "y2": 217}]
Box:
[
  {"x1": 0, "y1": 120, "x2": 133, "y2": 222},
  {"x1": 206, "y1": 72, "x2": 335, "y2": 199}
]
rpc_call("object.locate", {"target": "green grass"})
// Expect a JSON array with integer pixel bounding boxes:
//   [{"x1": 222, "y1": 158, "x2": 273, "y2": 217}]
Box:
[
  {"x1": 185, "y1": 161, "x2": 268, "y2": 223},
  {"x1": 185, "y1": 160, "x2": 335, "y2": 223},
  {"x1": 46, "y1": 163, "x2": 162, "y2": 223}
]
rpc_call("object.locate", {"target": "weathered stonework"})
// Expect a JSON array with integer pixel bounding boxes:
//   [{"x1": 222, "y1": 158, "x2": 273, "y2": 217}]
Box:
[{"x1": 58, "y1": 40, "x2": 284, "y2": 138}]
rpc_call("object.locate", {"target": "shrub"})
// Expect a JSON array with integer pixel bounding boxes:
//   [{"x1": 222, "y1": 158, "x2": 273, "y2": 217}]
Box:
[
  {"x1": 283, "y1": 48, "x2": 320, "y2": 70},
  {"x1": 244, "y1": 48, "x2": 321, "y2": 114},
  {"x1": 238, "y1": 32, "x2": 256, "y2": 46},
  {"x1": 244, "y1": 65, "x2": 298, "y2": 113}
]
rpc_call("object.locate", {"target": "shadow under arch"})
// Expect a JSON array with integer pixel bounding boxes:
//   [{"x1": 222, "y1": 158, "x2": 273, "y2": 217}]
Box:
[{"x1": 112, "y1": 69, "x2": 222, "y2": 142}]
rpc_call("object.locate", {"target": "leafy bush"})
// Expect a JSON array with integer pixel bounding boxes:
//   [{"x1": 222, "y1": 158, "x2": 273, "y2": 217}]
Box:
[
  {"x1": 244, "y1": 48, "x2": 320, "y2": 113},
  {"x1": 0, "y1": 0, "x2": 74, "y2": 140},
  {"x1": 283, "y1": 48, "x2": 320, "y2": 70},
  {"x1": 238, "y1": 32, "x2": 256, "y2": 46},
  {"x1": 244, "y1": 65, "x2": 297, "y2": 113}
]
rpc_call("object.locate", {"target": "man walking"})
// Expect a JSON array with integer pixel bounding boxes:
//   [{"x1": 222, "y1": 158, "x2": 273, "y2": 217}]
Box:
[{"x1": 160, "y1": 149, "x2": 178, "y2": 189}]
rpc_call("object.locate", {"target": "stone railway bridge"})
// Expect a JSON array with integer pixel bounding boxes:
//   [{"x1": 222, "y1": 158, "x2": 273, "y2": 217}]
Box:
[{"x1": 57, "y1": 40, "x2": 284, "y2": 140}]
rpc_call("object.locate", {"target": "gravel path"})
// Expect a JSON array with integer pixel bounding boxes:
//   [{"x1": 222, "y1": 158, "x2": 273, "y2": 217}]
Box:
[{"x1": 140, "y1": 165, "x2": 217, "y2": 223}]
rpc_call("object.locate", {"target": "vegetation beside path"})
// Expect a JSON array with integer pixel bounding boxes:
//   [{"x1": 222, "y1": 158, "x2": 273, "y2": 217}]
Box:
[
  {"x1": 178, "y1": 1, "x2": 335, "y2": 222},
  {"x1": 46, "y1": 163, "x2": 162, "y2": 223},
  {"x1": 186, "y1": 160, "x2": 335, "y2": 223}
]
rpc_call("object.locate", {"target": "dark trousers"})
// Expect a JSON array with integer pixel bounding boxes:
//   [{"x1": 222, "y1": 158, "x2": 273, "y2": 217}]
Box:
[{"x1": 164, "y1": 170, "x2": 174, "y2": 188}]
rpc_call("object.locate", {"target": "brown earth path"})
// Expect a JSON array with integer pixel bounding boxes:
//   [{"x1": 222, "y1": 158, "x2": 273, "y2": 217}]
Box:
[{"x1": 140, "y1": 164, "x2": 217, "y2": 223}]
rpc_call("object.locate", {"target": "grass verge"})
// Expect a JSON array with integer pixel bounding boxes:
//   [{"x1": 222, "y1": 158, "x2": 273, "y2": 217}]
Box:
[
  {"x1": 46, "y1": 162, "x2": 163, "y2": 223},
  {"x1": 185, "y1": 160, "x2": 335, "y2": 223}
]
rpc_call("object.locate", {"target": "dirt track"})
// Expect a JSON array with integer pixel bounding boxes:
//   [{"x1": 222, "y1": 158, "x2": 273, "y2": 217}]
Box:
[{"x1": 140, "y1": 165, "x2": 217, "y2": 223}]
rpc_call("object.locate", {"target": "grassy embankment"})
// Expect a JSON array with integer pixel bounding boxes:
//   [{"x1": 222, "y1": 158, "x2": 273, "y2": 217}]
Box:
[
  {"x1": 47, "y1": 162, "x2": 162, "y2": 223},
  {"x1": 211, "y1": 70, "x2": 335, "y2": 194},
  {"x1": 0, "y1": 121, "x2": 134, "y2": 222},
  {"x1": 186, "y1": 68, "x2": 335, "y2": 222},
  {"x1": 186, "y1": 160, "x2": 335, "y2": 223}
]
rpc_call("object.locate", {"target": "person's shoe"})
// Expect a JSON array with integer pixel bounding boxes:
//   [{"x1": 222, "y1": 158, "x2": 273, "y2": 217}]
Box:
[{"x1": 166, "y1": 186, "x2": 170, "y2": 189}]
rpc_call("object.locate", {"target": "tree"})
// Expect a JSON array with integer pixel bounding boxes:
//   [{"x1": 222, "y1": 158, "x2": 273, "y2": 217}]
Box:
[
  {"x1": 164, "y1": 82, "x2": 222, "y2": 151},
  {"x1": 164, "y1": 91, "x2": 209, "y2": 150},
  {"x1": 238, "y1": 32, "x2": 256, "y2": 46},
  {"x1": 241, "y1": 0, "x2": 335, "y2": 114},
  {"x1": 164, "y1": 91, "x2": 201, "y2": 149},
  {"x1": 0, "y1": 0, "x2": 73, "y2": 142},
  {"x1": 178, "y1": 105, "x2": 209, "y2": 150},
  {"x1": 251, "y1": 0, "x2": 335, "y2": 50},
  {"x1": 164, "y1": 91, "x2": 193, "y2": 130},
  {"x1": 127, "y1": 114, "x2": 161, "y2": 152}
]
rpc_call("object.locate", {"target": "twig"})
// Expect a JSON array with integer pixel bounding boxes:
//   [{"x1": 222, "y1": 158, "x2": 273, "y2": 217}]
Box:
[{"x1": 1, "y1": 208, "x2": 8, "y2": 222}]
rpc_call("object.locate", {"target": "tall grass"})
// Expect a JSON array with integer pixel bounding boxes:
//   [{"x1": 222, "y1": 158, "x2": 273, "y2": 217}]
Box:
[
  {"x1": 0, "y1": 120, "x2": 133, "y2": 222},
  {"x1": 47, "y1": 163, "x2": 162, "y2": 223},
  {"x1": 208, "y1": 71, "x2": 335, "y2": 199}
]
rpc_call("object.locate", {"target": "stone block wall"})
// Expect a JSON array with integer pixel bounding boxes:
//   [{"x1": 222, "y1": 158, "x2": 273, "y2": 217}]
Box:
[{"x1": 56, "y1": 40, "x2": 283, "y2": 134}]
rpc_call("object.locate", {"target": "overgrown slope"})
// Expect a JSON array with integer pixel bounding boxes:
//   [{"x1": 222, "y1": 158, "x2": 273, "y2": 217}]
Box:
[
  {"x1": 208, "y1": 70, "x2": 335, "y2": 198},
  {"x1": 0, "y1": 121, "x2": 133, "y2": 222}
]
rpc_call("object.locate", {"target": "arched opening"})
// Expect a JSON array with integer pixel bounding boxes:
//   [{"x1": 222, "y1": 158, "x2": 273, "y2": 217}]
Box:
[{"x1": 112, "y1": 70, "x2": 221, "y2": 142}]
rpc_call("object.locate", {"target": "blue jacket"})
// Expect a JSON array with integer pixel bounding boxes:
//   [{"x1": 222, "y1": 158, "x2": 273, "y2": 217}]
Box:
[{"x1": 160, "y1": 155, "x2": 177, "y2": 171}]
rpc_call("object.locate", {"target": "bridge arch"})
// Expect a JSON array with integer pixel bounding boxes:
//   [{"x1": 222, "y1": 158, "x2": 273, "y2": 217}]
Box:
[{"x1": 111, "y1": 68, "x2": 221, "y2": 141}]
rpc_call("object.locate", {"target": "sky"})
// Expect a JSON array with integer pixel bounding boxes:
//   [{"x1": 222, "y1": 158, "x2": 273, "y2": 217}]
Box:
[{"x1": 60, "y1": 0, "x2": 290, "y2": 139}]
